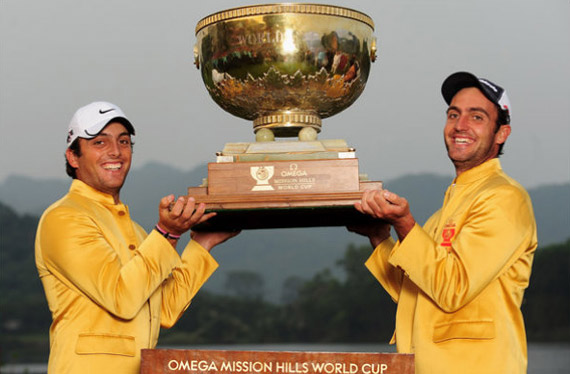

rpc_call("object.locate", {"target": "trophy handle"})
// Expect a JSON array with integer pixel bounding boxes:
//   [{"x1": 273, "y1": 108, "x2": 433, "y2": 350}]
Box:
[
  {"x1": 193, "y1": 43, "x2": 200, "y2": 69},
  {"x1": 370, "y1": 37, "x2": 378, "y2": 63}
]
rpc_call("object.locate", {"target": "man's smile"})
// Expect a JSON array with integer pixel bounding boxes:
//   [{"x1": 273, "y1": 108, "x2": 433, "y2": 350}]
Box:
[
  {"x1": 453, "y1": 136, "x2": 474, "y2": 145},
  {"x1": 102, "y1": 162, "x2": 123, "y2": 171}
]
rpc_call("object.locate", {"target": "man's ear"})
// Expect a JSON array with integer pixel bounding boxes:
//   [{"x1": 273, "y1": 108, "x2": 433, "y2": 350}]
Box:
[
  {"x1": 66, "y1": 148, "x2": 79, "y2": 168},
  {"x1": 496, "y1": 124, "x2": 511, "y2": 145}
]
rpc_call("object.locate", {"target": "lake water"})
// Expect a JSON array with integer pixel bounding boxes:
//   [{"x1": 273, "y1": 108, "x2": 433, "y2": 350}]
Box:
[{"x1": 1, "y1": 343, "x2": 568, "y2": 373}]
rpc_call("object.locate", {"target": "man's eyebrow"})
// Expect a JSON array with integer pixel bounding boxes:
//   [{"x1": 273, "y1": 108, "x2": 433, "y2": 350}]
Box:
[
  {"x1": 95, "y1": 131, "x2": 131, "y2": 137},
  {"x1": 467, "y1": 107, "x2": 490, "y2": 117},
  {"x1": 446, "y1": 106, "x2": 490, "y2": 117}
]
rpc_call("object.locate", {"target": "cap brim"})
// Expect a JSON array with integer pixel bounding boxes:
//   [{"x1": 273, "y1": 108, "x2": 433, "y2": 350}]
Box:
[
  {"x1": 441, "y1": 72, "x2": 481, "y2": 105},
  {"x1": 83, "y1": 117, "x2": 135, "y2": 138}
]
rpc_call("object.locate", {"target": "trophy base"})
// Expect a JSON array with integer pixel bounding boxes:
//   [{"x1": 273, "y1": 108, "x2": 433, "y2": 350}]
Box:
[
  {"x1": 189, "y1": 189, "x2": 381, "y2": 231},
  {"x1": 187, "y1": 157, "x2": 382, "y2": 231}
]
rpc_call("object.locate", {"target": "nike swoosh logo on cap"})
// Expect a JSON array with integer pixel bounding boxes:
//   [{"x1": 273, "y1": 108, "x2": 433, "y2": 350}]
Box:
[{"x1": 99, "y1": 108, "x2": 115, "y2": 114}]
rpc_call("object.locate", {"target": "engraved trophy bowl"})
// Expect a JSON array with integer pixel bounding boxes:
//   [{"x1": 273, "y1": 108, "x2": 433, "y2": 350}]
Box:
[{"x1": 195, "y1": 3, "x2": 376, "y2": 139}]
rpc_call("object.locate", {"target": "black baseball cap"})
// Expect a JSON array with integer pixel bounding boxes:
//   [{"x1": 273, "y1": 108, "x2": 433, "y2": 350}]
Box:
[{"x1": 442, "y1": 72, "x2": 511, "y2": 117}]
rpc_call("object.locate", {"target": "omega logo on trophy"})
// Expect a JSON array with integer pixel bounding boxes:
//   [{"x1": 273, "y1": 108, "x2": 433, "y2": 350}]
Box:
[{"x1": 188, "y1": 3, "x2": 382, "y2": 230}]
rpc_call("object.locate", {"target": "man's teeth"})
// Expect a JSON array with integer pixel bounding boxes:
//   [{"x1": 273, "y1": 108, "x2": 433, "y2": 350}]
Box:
[
  {"x1": 103, "y1": 163, "x2": 121, "y2": 170},
  {"x1": 455, "y1": 138, "x2": 472, "y2": 144}
]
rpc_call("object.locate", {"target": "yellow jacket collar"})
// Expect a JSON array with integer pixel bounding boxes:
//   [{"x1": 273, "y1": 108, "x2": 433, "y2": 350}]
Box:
[
  {"x1": 454, "y1": 158, "x2": 502, "y2": 186},
  {"x1": 69, "y1": 179, "x2": 122, "y2": 206}
]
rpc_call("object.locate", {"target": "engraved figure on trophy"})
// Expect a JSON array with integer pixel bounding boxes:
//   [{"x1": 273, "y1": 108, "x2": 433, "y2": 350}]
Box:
[{"x1": 251, "y1": 166, "x2": 275, "y2": 191}]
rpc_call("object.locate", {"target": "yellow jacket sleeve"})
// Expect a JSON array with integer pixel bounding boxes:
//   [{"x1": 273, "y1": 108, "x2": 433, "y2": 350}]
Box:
[
  {"x1": 159, "y1": 240, "x2": 219, "y2": 328},
  {"x1": 365, "y1": 236, "x2": 403, "y2": 303}
]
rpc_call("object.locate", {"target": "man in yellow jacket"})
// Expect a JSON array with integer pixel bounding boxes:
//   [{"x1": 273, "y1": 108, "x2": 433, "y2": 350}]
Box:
[
  {"x1": 35, "y1": 101, "x2": 239, "y2": 373},
  {"x1": 349, "y1": 72, "x2": 537, "y2": 373}
]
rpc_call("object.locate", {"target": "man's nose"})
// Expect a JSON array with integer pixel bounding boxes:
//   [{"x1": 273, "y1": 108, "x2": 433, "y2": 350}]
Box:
[
  {"x1": 454, "y1": 115, "x2": 469, "y2": 131},
  {"x1": 107, "y1": 140, "x2": 122, "y2": 156}
]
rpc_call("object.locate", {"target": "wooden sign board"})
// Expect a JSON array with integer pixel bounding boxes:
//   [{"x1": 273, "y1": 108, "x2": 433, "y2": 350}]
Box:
[{"x1": 141, "y1": 349, "x2": 414, "y2": 374}]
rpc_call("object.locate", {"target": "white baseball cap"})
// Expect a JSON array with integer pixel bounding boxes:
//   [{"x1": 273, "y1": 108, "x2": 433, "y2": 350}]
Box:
[{"x1": 67, "y1": 101, "x2": 135, "y2": 147}]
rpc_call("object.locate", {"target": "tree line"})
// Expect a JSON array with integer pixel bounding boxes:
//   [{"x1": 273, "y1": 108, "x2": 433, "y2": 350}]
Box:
[{"x1": 1, "y1": 202, "x2": 568, "y2": 364}]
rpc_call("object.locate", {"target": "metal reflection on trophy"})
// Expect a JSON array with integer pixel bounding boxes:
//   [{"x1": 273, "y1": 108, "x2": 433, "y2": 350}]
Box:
[
  {"x1": 194, "y1": 3, "x2": 376, "y2": 138},
  {"x1": 190, "y1": 4, "x2": 381, "y2": 230}
]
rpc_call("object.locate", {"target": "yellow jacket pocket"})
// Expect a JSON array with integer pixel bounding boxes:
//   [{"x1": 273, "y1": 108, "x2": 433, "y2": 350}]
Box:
[
  {"x1": 76, "y1": 333, "x2": 136, "y2": 357},
  {"x1": 433, "y1": 320, "x2": 495, "y2": 343}
]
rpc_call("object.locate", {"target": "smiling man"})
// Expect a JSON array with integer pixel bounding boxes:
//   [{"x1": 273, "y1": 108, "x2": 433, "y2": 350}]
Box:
[
  {"x1": 348, "y1": 72, "x2": 538, "y2": 373},
  {"x1": 35, "y1": 102, "x2": 239, "y2": 373}
]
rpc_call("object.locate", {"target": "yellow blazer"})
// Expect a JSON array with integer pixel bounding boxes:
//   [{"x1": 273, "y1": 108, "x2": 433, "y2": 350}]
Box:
[
  {"x1": 35, "y1": 180, "x2": 218, "y2": 373},
  {"x1": 366, "y1": 159, "x2": 537, "y2": 374}
]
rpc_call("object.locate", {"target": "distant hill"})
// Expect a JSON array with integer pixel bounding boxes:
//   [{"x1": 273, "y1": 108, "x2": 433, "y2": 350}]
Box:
[
  {"x1": 1, "y1": 161, "x2": 568, "y2": 301},
  {"x1": 0, "y1": 162, "x2": 208, "y2": 218}
]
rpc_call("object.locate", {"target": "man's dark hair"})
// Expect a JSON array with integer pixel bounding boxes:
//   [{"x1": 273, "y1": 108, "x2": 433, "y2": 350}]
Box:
[
  {"x1": 65, "y1": 139, "x2": 81, "y2": 179},
  {"x1": 495, "y1": 107, "x2": 510, "y2": 157}
]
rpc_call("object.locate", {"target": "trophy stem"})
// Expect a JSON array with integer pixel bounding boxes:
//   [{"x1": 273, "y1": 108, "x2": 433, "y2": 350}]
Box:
[{"x1": 253, "y1": 110, "x2": 322, "y2": 138}]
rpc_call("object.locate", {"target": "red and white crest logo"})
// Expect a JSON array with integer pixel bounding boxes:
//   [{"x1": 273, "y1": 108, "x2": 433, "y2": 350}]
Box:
[{"x1": 441, "y1": 222, "x2": 456, "y2": 247}]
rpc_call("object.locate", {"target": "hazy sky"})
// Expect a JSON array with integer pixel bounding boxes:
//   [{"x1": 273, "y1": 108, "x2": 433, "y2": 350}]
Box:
[{"x1": 1, "y1": 0, "x2": 569, "y2": 189}]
